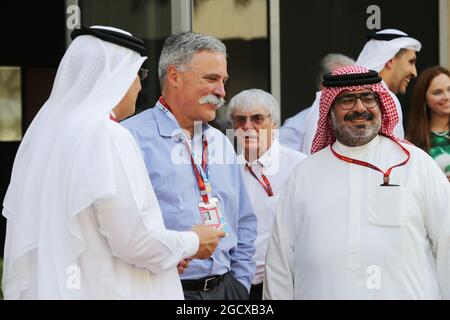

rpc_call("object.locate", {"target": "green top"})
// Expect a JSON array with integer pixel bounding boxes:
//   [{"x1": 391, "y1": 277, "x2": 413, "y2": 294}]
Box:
[{"x1": 428, "y1": 130, "x2": 450, "y2": 178}]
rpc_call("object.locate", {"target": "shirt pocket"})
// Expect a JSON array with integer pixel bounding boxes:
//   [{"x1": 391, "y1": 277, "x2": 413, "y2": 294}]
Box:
[{"x1": 368, "y1": 185, "x2": 407, "y2": 227}]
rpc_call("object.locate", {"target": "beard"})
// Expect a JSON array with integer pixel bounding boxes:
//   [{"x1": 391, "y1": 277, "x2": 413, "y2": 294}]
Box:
[
  {"x1": 331, "y1": 110, "x2": 381, "y2": 147},
  {"x1": 398, "y1": 82, "x2": 408, "y2": 95},
  {"x1": 395, "y1": 74, "x2": 412, "y2": 95}
]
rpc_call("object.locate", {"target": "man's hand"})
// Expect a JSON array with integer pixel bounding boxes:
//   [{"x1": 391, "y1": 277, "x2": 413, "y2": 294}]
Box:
[
  {"x1": 191, "y1": 224, "x2": 226, "y2": 259},
  {"x1": 177, "y1": 259, "x2": 191, "y2": 274}
]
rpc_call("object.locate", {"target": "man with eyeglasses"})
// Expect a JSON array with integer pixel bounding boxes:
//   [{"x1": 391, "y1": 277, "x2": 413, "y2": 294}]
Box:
[
  {"x1": 227, "y1": 89, "x2": 307, "y2": 299},
  {"x1": 2, "y1": 26, "x2": 226, "y2": 299},
  {"x1": 264, "y1": 65, "x2": 450, "y2": 300},
  {"x1": 280, "y1": 53, "x2": 355, "y2": 154}
]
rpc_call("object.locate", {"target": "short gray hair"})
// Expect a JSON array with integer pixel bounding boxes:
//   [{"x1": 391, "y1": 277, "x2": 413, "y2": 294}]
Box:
[
  {"x1": 227, "y1": 89, "x2": 280, "y2": 127},
  {"x1": 158, "y1": 32, "x2": 227, "y2": 91},
  {"x1": 317, "y1": 53, "x2": 355, "y2": 88}
]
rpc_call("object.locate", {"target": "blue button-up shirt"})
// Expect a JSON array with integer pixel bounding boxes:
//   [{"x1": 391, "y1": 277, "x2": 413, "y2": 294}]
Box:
[{"x1": 122, "y1": 101, "x2": 257, "y2": 290}]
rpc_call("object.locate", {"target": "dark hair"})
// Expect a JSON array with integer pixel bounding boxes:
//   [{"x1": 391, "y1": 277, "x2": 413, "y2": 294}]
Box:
[
  {"x1": 406, "y1": 65, "x2": 450, "y2": 151},
  {"x1": 394, "y1": 48, "x2": 408, "y2": 58}
]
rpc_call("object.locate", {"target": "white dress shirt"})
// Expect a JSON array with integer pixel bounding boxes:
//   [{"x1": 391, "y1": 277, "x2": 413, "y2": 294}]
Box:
[{"x1": 238, "y1": 139, "x2": 307, "y2": 285}]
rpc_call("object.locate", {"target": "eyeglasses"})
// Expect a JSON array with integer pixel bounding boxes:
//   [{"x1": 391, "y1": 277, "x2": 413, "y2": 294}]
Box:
[
  {"x1": 138, "y1": 68, "x2": 148, "y2": 81},
  {"x1": 334, "y1": 92, "x2": 379, "y2": 110},
  {"x1": 232, "y1": 114, "x2": 271, "y2": 126}
]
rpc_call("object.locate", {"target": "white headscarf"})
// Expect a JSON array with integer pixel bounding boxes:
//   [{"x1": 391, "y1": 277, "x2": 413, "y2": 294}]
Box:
[
  {"x1": 2, "y1": 26, "x2": 146, "y2": 298},
  {"x1": 356, "y1": 29, "x2": 422, "y2": 72}
]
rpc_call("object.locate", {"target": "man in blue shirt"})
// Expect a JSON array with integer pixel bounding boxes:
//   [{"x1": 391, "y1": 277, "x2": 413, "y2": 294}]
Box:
[{"x1": 122, "y1": 32, "x2": 256, "y2": 300}]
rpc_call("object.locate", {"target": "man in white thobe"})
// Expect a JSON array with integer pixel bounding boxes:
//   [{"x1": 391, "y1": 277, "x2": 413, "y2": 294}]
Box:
[
  {"x1": 1, "y1": 26, "x2": 224, "y2": 300},
  {"x1": 264, "y1": 65, "x2": 450, "y2": 300},
  {"x1": 227, "y1": 89, "x2": 307, "y2": 299}
]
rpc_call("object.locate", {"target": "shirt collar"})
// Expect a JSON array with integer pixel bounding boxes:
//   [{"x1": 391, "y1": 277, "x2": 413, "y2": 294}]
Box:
[
  {"x1": 154, "y1": 100, "x2": 179, "y2": 137},
  {"x1": 154, "y1": 100, "x2": 210, "y2": 140},
  {"x1": 381, "y1": 79, "x2": 394, "y2": 94},
  {"x1": 333, "y1": 134, "x2": 381, "y2": 157},
  {"x1": 246, "y1": 138, "x2": 279, "y2": 169}
]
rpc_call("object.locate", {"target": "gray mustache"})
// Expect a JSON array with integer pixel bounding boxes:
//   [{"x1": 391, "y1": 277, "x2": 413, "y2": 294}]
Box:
[
  {"x1": 199, "y1": 94, "x2": 225, "y2": 107},
  {"x1": 344, "y1": 111, "x2": 374, "y2": 121}
]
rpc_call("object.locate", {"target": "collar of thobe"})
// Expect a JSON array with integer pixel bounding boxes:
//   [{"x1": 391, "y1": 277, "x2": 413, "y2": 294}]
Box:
[
  {"x1": 333, "y1": 134, "x2": 382, "y2": 157},
  {"x1": 380, "y1": 79, "x2": 395, "y2": 97},
  {"x1": 380, "y1": 79, "x2": 389, "y2": 91}
]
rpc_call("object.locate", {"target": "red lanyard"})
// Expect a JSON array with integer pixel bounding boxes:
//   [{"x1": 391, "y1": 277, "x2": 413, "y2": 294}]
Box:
[
  {"x1": 190, "y1": 138, "x2": 210, "y2": 203},
  {"x1": 246, "y1": 164, "x2": 274, "y2": 197},
  {"x1": 109, "y1": 114, "x2": 118, "y2": 122},
  {"x1": 330, "y1": 137, "x2": 410, "y2": 185},
  {"x1": 159, "y1": 96, "x2": 211, "y2": 203},
  {"x1": 159, "y1": 96, "x2": 171, "y2": 110}
]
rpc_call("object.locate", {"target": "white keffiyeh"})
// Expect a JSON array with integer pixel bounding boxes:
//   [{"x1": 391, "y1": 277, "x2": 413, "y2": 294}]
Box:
[
  {"x1": 356, "y1": 29, "x2": 421, "y2": 72},
  {"x1": 2, "y1": 27, "x2": 147, "y2": 298}
]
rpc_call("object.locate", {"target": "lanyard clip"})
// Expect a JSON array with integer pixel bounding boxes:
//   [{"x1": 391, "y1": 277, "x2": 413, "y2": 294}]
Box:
[{"x1": 380, "y1": 175, "x2": 400, "y2": 187}]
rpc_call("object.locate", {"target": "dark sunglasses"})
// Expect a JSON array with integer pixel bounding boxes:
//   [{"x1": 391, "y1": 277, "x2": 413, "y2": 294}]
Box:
[{"x1": 232, "y1": 114, "x2": 271, "y2": 126}]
